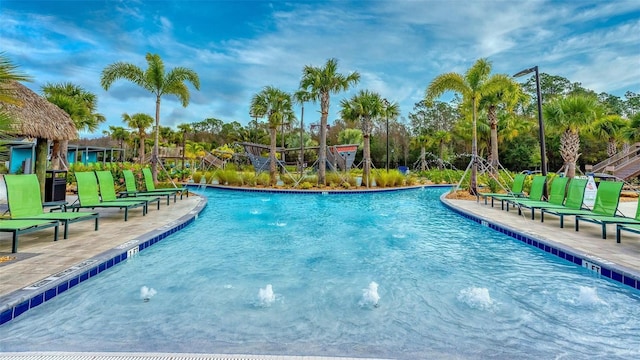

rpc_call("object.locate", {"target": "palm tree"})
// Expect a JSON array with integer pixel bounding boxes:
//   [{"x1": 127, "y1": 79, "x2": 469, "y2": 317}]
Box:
[
  {"x1": 428, "y1": 130, "x2": 452, "y2": 170},
  {"x1": 103, "y1": 126, "x2": 129, "y2": 160},
  {"x1": 249, "y1": 86, "x2": 296, "y2": 185},
  {"x1": 122, "y1": 112, "x2": 154, "y2": 163},
  {"x1": 410, "y1": 134, "x2": 431, "y2": 172},
  {"x1": 0, "y1": 52, "x2": 32, "y2": 125},
  {"x1": 543, "y1": 94, "x2": 603, "y2": 178},
  {"x1": 425, "y1": 58, "x2": 493, "y2": 195},
  {"x1": 41, "y1": 82, "x2": 105, "y2": 169},
  {"x1": 340, "y1": 90, "x2": 398, "y2": 185},
  {"x1": 477, "y1": 75, "x2": 524, "y2": 172},
  {"x1": 588, "y1": 114, "x2": 628, "y2": 157},
  {"x1": 299, "y1": 58, "x2": 360, "y2": 185},
  {"x1": 101, "y1": 53, "x2": 200, "y2": 182}
]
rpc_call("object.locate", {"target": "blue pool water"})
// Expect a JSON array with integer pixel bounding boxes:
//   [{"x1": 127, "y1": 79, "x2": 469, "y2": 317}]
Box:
[{"x1": 1, "y1": 187, "x2": 639, "y2": 358}]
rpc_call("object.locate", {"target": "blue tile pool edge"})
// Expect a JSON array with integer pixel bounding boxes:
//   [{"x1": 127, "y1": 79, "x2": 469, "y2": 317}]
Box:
[
  {"x1": 186, "y1": 183, "x2": 450, "y2": 195},
  {"x1": 440, "y1": 194, "x2": 640, "y2": 293},
  {"x1": 0, "y1": 197, "x2": 208, "y2": 326}
]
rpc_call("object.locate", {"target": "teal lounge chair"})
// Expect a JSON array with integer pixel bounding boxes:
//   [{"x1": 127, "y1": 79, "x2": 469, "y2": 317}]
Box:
[
  {"x1": 95, "y1": 171, "x2": 162, "y2": 211},
  {"x1": 119, "y1": 169, "x2": 176, "y2": 205},
  {"x1": 507, "y1": 177, "x2": 568, "y2": 219},
  {"x1": 71, "y1": 172, "x2": 147, "y2": 221},
  {"x1": 505, "y1": 175, "x2": 547, "y2": 213},
  {"x1": 142, "y1": 167, "x2": 189, "y2": 199},
  {"x1": 575, "y1": 188, "x2": 640, "y2": 239},
  {"x1": 480, "y1": 173, "x2": 526, "y2": 209},
  {"x1": 0, "y1": 219, "x2": 59, "y2": 253},
  {"x1": 541, "y1": 180, "x2": 624, "y2": 231},
  {"x1": 4, "y1": 174, "x2": 99, "y2": 239}
]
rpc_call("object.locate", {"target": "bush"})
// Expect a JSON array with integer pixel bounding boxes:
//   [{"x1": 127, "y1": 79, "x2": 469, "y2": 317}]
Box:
[
  {"x1": 300, "y1": 181, "x2": 313, "y2": 189},
  {"x1": 256, "y1": 172, "x2": 271, "y2": 186}
]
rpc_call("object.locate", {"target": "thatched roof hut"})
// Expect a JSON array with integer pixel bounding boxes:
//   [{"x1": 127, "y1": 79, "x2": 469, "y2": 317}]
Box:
[{"x1": 0, "y1": 81, "x2": 77, "y2": 140}]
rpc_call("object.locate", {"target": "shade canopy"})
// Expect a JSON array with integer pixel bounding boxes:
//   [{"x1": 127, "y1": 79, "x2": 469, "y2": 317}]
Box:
[{"x1": 0, "y1": 81, "x2": 77, "y2": 140}]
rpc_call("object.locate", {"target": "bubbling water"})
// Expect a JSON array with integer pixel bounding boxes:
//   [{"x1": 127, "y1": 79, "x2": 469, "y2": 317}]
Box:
[
  {"x1": 457, "y1": 287, "x2": 494, "y2": 310},
  {"x1": 577, "y1": 286, "x2": 605, "y2": 306},
  {"x1": 140, "y1": 286, "x2": 157, "y2": 302},
  {"x1": 258, "y1": 284, "x2": 276, "y2": 306},
  {"x1": 360, "y1": 281, "x2": 380, "y2": 308}
]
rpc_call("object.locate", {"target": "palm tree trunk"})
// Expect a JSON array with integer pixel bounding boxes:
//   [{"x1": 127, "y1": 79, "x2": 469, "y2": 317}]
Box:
[
  {"x1": 318, "y1": 94, "x2": 329, "y2": 185},
  {"x1": 51, "y1": 140, "x2": 61, "y2": 170},
  {"x1": 60, "y1": 140, "x2": 69, "y2": 169},
  {"x1": 139, "y1": 133, "x2": 146, "y2": 164},
  {"x1": 363, "y1": 134, "x2": 371, "y2": 186},
  {"x1": 470, "y1": 96, "x2": 478, "y2": 195},
  {"x1": 439, "y1": 141, "x2": 445, "y2": 170},
  {"x1": 488, "y1": 105, "x2": 499, "y2": 174},
  {"x1": 269, "y1": 127, "x2": 277, "y2": 185},
  {"x1": 561, "y1": 130, "x2": 581, "y2": 178},
  {"x1": 607, "y1": 140, "x2": 617, "y2": 157},
  {"x1": 420, "y1": 146, "x2": 426, "y2": 172},
  {"x1": 35, "y1": 138, "x2": 48, "y2": 201},
  {"x1": 152, "y1": 95, "x2": 161, "y2": 183}
]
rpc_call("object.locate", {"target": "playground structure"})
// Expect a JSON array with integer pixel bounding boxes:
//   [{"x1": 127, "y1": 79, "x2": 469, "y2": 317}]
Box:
[{"x1": 237, "y1": 142, "x2": 359, "y2": 174}]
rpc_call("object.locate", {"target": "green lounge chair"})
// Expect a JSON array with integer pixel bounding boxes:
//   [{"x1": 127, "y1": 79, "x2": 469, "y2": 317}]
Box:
[
  {"x1": 539, "y1": 178, "x2": 588, "y2": 226},
  {"x1": 541, "y1": 180, "x2": 624, "y2": 231},
  {"x1": 95, "y1": 171, "x2": 162, "y2": 211},
  {"x1": 142, "y1": 167, "x2": 189, "y2": 199},
  {"x1": 575, "y1": 187, "x2": 640, "y2": 239},
  {"x1": 4, "y1": 174, "x2": 99, "y2": 239},
  {"x1": 0, "y1": 219, "x2": 59, "y2": 253},
  {"x1": 480, "y1": 173, "x2": 526, "y2": 208},
  {"x1": 615, "y1": 223, "x2": 640, "y2": 243},
  {"x1": 119, "y1": 169, "x2": 176, "y2": 205},
  {"x1": 507, "y1": 176, "x2": 568, "y2": 219},
  {"x1": 505, "y1": 175, "x2": 547, "y2": 213},
  {"x1": 70, "y1": 172, "x2": 147, "y2": 221}
]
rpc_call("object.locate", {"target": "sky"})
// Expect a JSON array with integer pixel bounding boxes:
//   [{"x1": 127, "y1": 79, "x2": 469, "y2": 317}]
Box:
[{"x1": 2, "y1": 0, "x2": 639, "y2": 138}]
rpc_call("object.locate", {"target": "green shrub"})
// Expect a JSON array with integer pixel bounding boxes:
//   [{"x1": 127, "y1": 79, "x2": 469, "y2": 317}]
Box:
[
  {"x1": 192, "y1": 171, "x2": 204, "y2": 184},
  {"x1": 300, "y1": 181, "x2": 313, "y2": 189},
  {"x1": 241, "y1": 172, "x2": 257, "y2": 186},
  {"x1": 341, "y1": 181, "x2": 351, "y2": 189},
  {"x1": 256, "y1": 172, "x2": 271, "y2": 186}
]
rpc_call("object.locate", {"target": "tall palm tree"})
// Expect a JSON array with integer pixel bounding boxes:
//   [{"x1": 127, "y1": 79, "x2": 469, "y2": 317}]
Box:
[
  {"x1": 101, "y1": 53, "x2": 200, "y2": 182},
  {"x1": 293, "y1": 89, "x2": 316, "y2": 173},
  {"x1": 543, "y1": 94, "x2": 602, "y2": 178},
  {"x1": 425, "y1": 58, "x2": 493, "y2": 195},
  {"x1": 41, "y1": 82, "x2": 105, "y2": 169},
  {"x1": 299, "y1": 58, "x2": 360, "y2": 185},
  {"x1": 477, "y1": 75, "x2": 524, "y2": 172},
  {"x1": 249, "y1": 86, "x2": 296, "y2": 185},
  {"x1": 340, "y1": 90, "x2": 399, "y2": 185},
  {"x1": 122, "y1": 112, "x2": 154, "y2": 163}
]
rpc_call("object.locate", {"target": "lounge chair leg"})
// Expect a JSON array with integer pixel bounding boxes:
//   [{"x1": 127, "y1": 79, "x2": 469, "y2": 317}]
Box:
[
  {"x1": 95, "y1": 218, "x2": 99, "y2": 231},
  {"x1": 560, "y1": 215, "x2": 564, "y2": 228},
  {"x1": 602, "y1": 225, "x2": 606, "y2": 239},
  {"x1": 531, "y1": 209, "x2": 535, "y2": 220},
  {"x1": 541, "y1": 211, "x2": 545, "y2": 223},
  {"x1": 54, "y1": 224, "x2": 59, "y2": 241},
  {"x1": 124, "y1": 209, "x2": 128, "y2": 221},
  {"x1": 12, "y1": 232, "x2": 18, "y2": 253},
  {"x1": 575, "y1": 218, "x2": 579, "y2": 232},
  {"x1": 63, "y1": 221, "x2": 69, "y2": 239},
  {"x1": 616, "y1": 226, "x2": 621, "y2": 243}
]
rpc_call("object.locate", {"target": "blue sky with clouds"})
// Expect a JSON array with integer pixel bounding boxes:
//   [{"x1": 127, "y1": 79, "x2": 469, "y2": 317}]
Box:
[{"x1": 2, "y1": 0, "x2": 639, "y2": 138}]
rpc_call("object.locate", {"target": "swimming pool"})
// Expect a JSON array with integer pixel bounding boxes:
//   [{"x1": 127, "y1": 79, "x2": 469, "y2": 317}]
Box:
[{"x1": 1, "y1": 187, "x2": 639, "y2": 358}]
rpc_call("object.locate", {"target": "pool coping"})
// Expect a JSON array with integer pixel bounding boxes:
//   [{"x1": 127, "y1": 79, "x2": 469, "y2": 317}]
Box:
[
  {"x1": 193, "y1": 183, "x2": 442, "y2": 194},
  {"x1": 0, "y1": 197, "x2": 208, "y2": 326},
  {"x1": 441, "y1": 194, "x2": 640, "y2": 292}
]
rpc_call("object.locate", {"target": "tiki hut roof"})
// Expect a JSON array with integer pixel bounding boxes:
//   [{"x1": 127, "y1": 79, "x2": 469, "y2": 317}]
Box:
[{"x1": 0, "y1": 81, "x2": 77, "y2": 141}]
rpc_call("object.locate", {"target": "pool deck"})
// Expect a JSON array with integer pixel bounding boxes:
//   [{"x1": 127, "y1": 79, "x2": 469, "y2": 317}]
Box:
[{"x1": 1, "y1": 185, "x2": 640, "y2": 359}]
